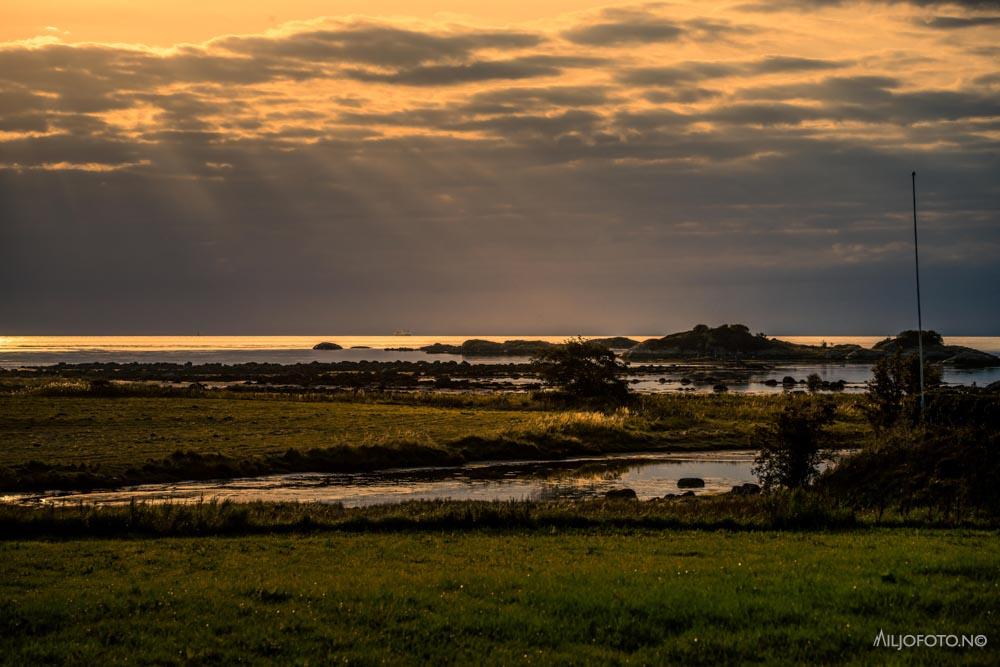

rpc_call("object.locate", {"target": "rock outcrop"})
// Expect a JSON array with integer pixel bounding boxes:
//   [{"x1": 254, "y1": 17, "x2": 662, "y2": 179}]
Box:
[
  {"x1": 623, "y1": 324, "x2": 998, "y2": 365},
  {"x1": 588, "y1": 337, "x2": 640, "y2": 349},
  {"x1": 421, "y1": 339, "x2": 555, "y2": 357},
  {"x1": 873, "y1": 330, "x2": 999, "y2": 367}
]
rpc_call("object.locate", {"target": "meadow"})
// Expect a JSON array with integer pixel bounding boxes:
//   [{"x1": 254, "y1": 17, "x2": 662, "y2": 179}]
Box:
[
  {"x1": 2, "y1": 524, "x2": 997, "y2": 665},
  {"x1": 1, "y1": 377, "x2": 996, "y2": 665},
  {"x1": 0, "y1": 390, "x2": 869, "y2": 491}
]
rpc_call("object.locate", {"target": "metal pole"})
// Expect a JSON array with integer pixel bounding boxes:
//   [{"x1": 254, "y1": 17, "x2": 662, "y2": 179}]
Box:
[{"x1": 912, "y1": 171, "x2": 925, "y2": 412}]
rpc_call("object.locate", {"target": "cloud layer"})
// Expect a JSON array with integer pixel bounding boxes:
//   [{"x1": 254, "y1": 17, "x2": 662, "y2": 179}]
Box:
[{"x1": 1, "y1": 1, "x2": 997, "y2": 333}]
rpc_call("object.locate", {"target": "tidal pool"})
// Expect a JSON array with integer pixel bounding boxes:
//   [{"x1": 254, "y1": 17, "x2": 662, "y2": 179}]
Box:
[{"x1": 8, "y1": 450, "x2": 779, "y2": 508}]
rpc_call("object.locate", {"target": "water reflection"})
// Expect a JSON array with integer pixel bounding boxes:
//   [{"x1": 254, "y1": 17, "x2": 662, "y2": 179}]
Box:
[
  {"x1": 9, "y1": 451, "x2": 769, "y2": 508},
  {"x1": 627, "y1": 362, "x2": 1000, "y2": 394}
]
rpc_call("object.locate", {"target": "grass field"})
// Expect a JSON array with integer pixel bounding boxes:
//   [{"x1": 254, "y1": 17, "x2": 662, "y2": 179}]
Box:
[
  {"x1": 0, "y1": 388, "x2": 992, "y2": 665},
  {"x1": 2, "y1": 527, "x2": 996, "y2": 665},
  {"x1": 0, "y1": 392, "x2": 869, "y2": 491},
  {"x1": 0, "y1": 395, "x2": 536, "y2": 468}
]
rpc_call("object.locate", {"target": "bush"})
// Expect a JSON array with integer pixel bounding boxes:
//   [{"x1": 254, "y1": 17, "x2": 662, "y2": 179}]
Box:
[
  {"x1": 752, "y1": 396, "x2": 836, "y2": 490},
  {"x1": 822, "y1": 422, "x2": 1000, "y2": 518},
  {"x1": 532, "y1": 338, "x2": 630, "y2": 404},
  {"x1": 822, "y1": 388, "x2": 1000, "y2": 519},
  {"x1": 862, "y1": 351, "x2": 941, "y2": 431}
]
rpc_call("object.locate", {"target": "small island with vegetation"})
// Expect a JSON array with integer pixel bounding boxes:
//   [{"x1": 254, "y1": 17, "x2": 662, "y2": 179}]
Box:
[{"x1": 314, "y1": 324, "x2": 1000, "y2": 368}]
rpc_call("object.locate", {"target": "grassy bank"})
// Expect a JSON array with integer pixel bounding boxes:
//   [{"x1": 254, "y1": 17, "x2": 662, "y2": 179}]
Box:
[
  {"x1": 0, "y1": 392, "x2": 868, "y2": 491},
  {"x1": 5, "y1": 494, "x2": 999, "y2": 540},
  {"x1": 2, "y1": 525, "x2": 996, "y2": 665}
]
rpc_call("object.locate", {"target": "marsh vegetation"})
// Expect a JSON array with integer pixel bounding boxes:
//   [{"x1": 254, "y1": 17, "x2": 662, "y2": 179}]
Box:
[{"x1": 0, "y1": 387, "x2": 869, "y2": 492}]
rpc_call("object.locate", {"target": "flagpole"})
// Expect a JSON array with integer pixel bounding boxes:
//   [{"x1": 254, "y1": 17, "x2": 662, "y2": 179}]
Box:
[{"x1": 912, "y1": 171, "x2": 925, "y2": 412}]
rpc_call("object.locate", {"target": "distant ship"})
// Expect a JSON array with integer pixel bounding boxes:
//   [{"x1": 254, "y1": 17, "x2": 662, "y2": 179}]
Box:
[{"x1": 392, "y1": 330, "x2": 413, "y2": 336}]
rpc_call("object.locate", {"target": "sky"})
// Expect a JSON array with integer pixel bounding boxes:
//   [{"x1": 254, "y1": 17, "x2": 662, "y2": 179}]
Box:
[{"x1": 0, "y1": 1, "x2": 997, "y2": 335}]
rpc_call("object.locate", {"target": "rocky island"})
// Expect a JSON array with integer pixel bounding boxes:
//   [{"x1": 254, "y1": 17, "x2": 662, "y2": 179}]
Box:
[
  {"x1": 309, "y1": 326, "x2": 997, "y2": 366},
  {"x1": 623, "y1": 324, "x2": 999, "y2": 366},
  {"x1": 420, "y1": 339, "x2": 556, "y2": 356}
]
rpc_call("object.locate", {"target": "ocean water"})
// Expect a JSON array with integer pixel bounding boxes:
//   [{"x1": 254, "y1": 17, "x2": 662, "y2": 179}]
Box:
[
  {"x1": 1, "y1": 335, "x2": 998, "y2": 389},
  {"x1": 1, "y1": 335, "x2": 997, "y2": 364},
  {"x1": 0, "y1": 334, "x2": 647, "y2": 367}
]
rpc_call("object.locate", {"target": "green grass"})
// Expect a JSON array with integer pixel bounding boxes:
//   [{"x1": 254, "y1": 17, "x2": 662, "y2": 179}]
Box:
[
  {"x1": 0, "y1": 395, "x2": 535, "y2": 468},
  {"x1": 1, "y1": 527, "x2": 996, "y2": 665},
  {"x1": 0, "y1": 392, "x2": 869, "y2": 491},
  {"x1": 0, "y1": 494, "x2": 864, "y2": 537}
]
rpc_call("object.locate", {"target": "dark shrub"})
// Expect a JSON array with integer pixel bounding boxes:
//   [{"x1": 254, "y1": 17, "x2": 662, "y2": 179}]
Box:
[
  {"x1": 532, "y1": 338, "x2": 630, "y2": 404},
  {"x1": 822, "y1": 423, "x2": 999, "y2": 518},
  {"x1": 752, "y1": 397, "x2": 836, "y2": 490},
  {"x1": 862, "y1": 351, "x2": 941, "y2": 432}
]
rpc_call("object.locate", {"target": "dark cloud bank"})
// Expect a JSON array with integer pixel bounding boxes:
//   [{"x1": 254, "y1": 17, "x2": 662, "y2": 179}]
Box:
[{"x1": 1, "y1": 7, "x2": 998, "y2": 335}]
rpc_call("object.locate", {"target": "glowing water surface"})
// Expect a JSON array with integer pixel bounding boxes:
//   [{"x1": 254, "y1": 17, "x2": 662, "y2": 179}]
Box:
[
  {"x1": 2, "y1": 335, "x2": 997, "y2": 388},
  {"x1": 7, "y1": 451, "x2": 784, "y2": 508}
]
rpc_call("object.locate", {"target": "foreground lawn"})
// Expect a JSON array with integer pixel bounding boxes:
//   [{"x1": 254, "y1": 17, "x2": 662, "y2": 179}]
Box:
[
  {"x1": 0, "y1": 393, "x2": 868, "y2": 491},
  {"x1": 1, "y1": 528, "x2": 995, "y2": 665}
]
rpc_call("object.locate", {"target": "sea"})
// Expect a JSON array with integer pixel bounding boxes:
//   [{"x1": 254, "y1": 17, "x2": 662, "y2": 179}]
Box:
[{"x1": 1, "y1": 335, "x2": 998, "y2": 389}]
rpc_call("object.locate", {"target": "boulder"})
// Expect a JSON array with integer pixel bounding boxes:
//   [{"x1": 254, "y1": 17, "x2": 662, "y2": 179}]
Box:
[
  {"x1": 312, "y1": 342, "x2": 343, "y2": 350},
  {"x1": 713, "y1": 383, "x2": 729, "y2": 393},
  {"x1": 605, "y1": 488, "x2": 638, "y2": 500},
  {"x1": 730, "y1": 483, "x2": 761, "y2": 496},
  {"x1": 763, "y1": 378, "x2": 779, "y2": 386},
  {"x1": 677, "y1": 477, "x2": 705, "y2": 489},
  {"x1": 781, "y1": 376, "x2": 797, "y2": 385}
]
